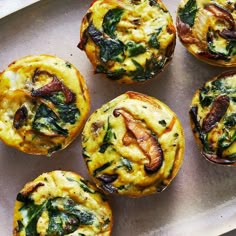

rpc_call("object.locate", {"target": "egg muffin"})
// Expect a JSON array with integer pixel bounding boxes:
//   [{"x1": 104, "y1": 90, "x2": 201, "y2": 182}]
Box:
[
  {"x1": 0, "y1": 55, "x2": 90, "y2": 156},
  {"x1": 78, "y1": 0, "x2": 176, "y2": 84},
  {"x1": 189, "y1": 70, "x2": 236, "y2": 166},
  {"x1": 13, "y1": 170, "x2": 113, "y2": 235},
  {"x1": 82, "y1": 91, "x2": 185, "y2": 197},
  {"x1": 176, "y1": 0, "x2": 236, "y2": 67}
]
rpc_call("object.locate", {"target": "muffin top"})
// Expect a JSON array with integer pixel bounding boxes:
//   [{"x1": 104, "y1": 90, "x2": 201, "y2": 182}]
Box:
[
  {"x1": 82, "y1": 91, "x2": 185, "y2": 197},
  {"x1": 0, "y1": 55, "x2": 90, "y2": 155},
  {"x1": 176, "y1": 0, "x2": 236, "y2": 67},
  {"x1": 78, "y1": 0, "x2": 176, "y2": 84},
  {"x1": 13, "y1": 170, "x2": 112, "y2": 235},
  {"x1": 190, "y1": 70, "x2": 236, "y2": 165}
]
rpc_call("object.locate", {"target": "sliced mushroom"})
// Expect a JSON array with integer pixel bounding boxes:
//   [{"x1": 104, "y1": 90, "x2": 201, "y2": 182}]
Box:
[
  {"x1": 202, "y1": 95, "x2": 230, "y2": 133},
  {"x1": 113, "y1": 108, "x2": 163, "y2": 173},
  {"x1": 205, "y1": 4, "x2": 235, "y2": 30},
  {"x1": 203, "y1": 152, "x2": 236, "y2": 165},
  {"x1": 97, "y1": 174, "x2": 118, "y2": 184},
  {"x1": 176, "y1": 17, "x2": 197, "y2": 44},
  {"x1": 197, "y1": 51, "x2": 227, "y2": 60},
  {"x1": 13, "y1": 105, "x2": 28, "y2": 129},
  {"x1": 31, "y1": 70, "x2": 75, "y2": 103},
  {"x1": 219, "y1": 29, "x2": 236, "y2": 39}
]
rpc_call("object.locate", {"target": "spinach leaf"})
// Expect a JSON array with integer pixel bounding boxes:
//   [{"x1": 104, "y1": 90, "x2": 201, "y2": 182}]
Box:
[
  {"x1": 178, "y1": 0, "x2": 198, "y2": 27},
  {"x1": 66, "y1": 177, "x2": 95, "y2": 194},
  {"x1": 120, "y1": 157, "x2": 133, "y2": 172},
  {"x1": 103, "y1": 8, "x2": 124, "y2": 38},
  {"x1": 47, "y1": 211, "x2": 79, "y2": 236},
  {"x1": 148, "y1": 28, "x2": 162, "y2": 49},
  {"x1": 45, "y1": 92, "x2": 79, "y2": 124},
  {"x1": 96, "y1": 65, "x2": 126, "y2": 81},
  {"x1": 87, "y1": 23, "x2": 125, "y2": 62},
  {"x1": 126, "y1": 41, "x2": 146, "y2": 57},
  {"x1": 130, "y1": 56, "x2": 167, "y2": 82},
  {"x1": 16, "y1": 220, "x2": 24, "y2": 233},
  {"x1": 159, "y1": 120, "x2": 167, "y2": 127},
  {"x1": 82, "y1": 147, "x2": 90, "y2": 159},
  {"x1": 218, "y1": 131, "x2": 236, "y2": 149},
  {"x1": 33, "y1": 104, "x2": 68, "y2": 136},
  {"x1": 47, "y1": 197, "x2": 94, "y2": 226},
  {"x1": 93, "y1": 162, "x2": 112, "y2": 176},
  {"x1": 19, "y1": 201, "x2": 46, "y2": 236},
  {"x1": 211, "y1": 78, "x2": 224, "y2": 92},
  {"x1": 224, "y1": 113, "x2": 236, "y2": 127},
  {"x1": 225, "y1": 153, "x2": 236, "y2": 159},
  {"x1": 208, "y1": 37, "x2": 228, "y2": 59},
  {"x1": 199, "y1": 87, "x2": 213, "y2": 107},
  {"x1": 99, "y1": 118, "x2": 114, "y2": 153},
  {"x1": 227, "y1": 40, "x2": 236, "y2": 56}
]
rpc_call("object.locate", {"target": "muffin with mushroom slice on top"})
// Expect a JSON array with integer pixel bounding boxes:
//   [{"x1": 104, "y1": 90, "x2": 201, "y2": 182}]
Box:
[
  {"x1": 189, "y1": 70, "x2": 236, "y2": 166},
  {"x1": 78, "y1": 0, "x2": 176, "y2": 84},
  {"x1": 176, "y1": 0, "x2": 236, "y2": 67},
  {"x1": 13, "y1": 170, "x2": 113, "y2": 235},
  {"x1": 0, "y1": 55, "x2": 90, "y2": 156},
  {"x1": 82, "y1": 91, "x2": 185, "y2": 197}
]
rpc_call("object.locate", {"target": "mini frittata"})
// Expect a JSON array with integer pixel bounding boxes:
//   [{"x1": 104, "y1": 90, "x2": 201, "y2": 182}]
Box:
[
  {"x1": 78, "y1": 0, "x2": 176, "y2": 84},
  {"x1": 176, "y1": 0, "x2": 236, "y2": 67},
  {"x1": 0, "y1": 55, "x2": 90, "y2": 156},
  {"x1": 82, "y1": 91, "x2": 185, "y2": 197},
  {"x1": 13, "y1": 170, "x2": 113, "y2": 236},
  {"x1": 189, "y1": 70, "x2": 236, "y2": 166}
]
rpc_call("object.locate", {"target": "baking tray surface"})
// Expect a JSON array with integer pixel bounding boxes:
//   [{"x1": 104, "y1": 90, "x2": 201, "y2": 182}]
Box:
[{"x1": 0, "y1": 0, "x2": 235, "y2": 235}]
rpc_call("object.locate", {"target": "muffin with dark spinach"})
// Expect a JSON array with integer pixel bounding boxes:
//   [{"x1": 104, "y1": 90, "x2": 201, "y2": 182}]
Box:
[
  {"x1": 13, "y1": 170, "x2": 113, "y2": 235},
  {"x1": 0, "y1": 55, "x2": 90, "y2": 156},
  {"x1": 189, "y1": 70, "x2": 236, "y2": 165},
  {"x1": 78, "y1": 0, "x2": 176, "y2": 84}
]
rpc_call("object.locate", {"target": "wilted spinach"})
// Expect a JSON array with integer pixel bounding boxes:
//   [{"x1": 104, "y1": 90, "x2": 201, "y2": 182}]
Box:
[
  {"x1": 99, "y1": 118, "x2": 114, "y2": 153},
  {"x1": 126, "y1": 41, "x2": 146, "y2": 57},
  {"x1": 148, "y1": 28, "x2": 162, "y2": 49},
  {"x1": 224, "y1": 113, "x2": 236, "y2": 127},
  {"x1": 102, "y1": 8, "x2": 124, "y2": 38},
  {"x1": 96, "y1": 65, "x2": 126, "y2": 81},
  {"x1": 45, "y1": 92, "x2": 79, "y2": 124},
  {"x1": 178, "y1": 0, "x2": 198, "y2": 27},
  {"x1": 87, "y1": 23, "x2": 125, "y2": 62},
  {"x1": 32, "y1": 104, "x2": 68, "y2": 136},
  {"x1": 130, "y1": 56, "x2": 167, "y2": 82}
]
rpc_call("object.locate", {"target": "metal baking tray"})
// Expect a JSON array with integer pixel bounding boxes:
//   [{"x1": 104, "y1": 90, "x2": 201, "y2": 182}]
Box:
[{"x1": 0, "y1": 0, "x2": 235, "y2": 235}]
